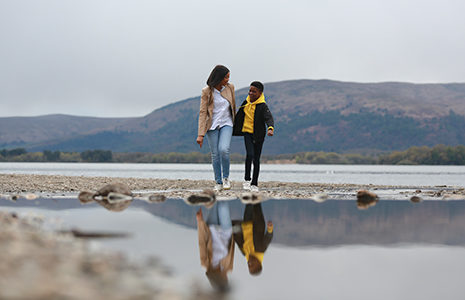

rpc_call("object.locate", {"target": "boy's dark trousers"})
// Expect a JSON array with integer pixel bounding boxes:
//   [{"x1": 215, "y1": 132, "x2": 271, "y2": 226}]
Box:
[
  {"x1": 244, "y1": 133, "x2": 264, "y2": 186},
  {"x1": 244, "y1": 203, "x2": 265, "y2": 232}
]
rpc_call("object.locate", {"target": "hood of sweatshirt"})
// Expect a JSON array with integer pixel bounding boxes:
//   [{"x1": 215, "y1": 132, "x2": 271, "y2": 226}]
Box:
[{"x1": 245, "y1": 93, "x2": 266, "y2": 106}]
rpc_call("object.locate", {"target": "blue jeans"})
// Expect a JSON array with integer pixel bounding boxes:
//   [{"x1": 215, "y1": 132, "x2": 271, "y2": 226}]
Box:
[
  {"x1": 206, "y1": 201, "x2": 232, "y2": 231},
  {"x1": 206, "y1": 125, "x2": 232, "y2": 184}
]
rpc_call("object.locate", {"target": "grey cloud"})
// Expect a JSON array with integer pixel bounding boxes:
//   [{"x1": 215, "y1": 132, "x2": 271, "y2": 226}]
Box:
[{"x1": 1, "y1": 0, "x2": 464, "y2": 117}]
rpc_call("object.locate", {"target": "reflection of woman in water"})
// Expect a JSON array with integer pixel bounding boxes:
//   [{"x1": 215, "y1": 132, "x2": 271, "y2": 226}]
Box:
[
  {"x1": 196, "y1": 201, "x2": 235, "y2": 292},
  {"x1": 233, "y1": 203, "x2": 273, "y2": 275}
]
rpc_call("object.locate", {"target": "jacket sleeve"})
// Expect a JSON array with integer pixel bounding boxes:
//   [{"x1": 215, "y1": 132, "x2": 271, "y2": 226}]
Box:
[
  {"x1": 262, "y1": 230, "x2": 274, "y2": 252},
  {"x1": 232, "y1": 100, "x2": 247, "y2": 136},
  {"x1": 264, "y1": 104, "x2": 274, "y2": 129},
  {"x1": 198, "y1": 88, "x2": 209, "y2": 137},
  {"x1": 232, "y1": 220, "x2": 246, "y2": 255},
  {"x1": 221, "y1": 235, "x2": 236, "y2": 273},
  {"x1": 197, "y1": 215, "x2": 211, "y2": 268},
  {"x1": 229, "y1": 83, "x2": 236, "y2": 118}
]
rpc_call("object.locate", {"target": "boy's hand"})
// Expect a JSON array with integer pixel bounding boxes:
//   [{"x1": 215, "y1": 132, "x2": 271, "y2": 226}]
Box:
[
  {"x1": 267, "y1": 128, "x2": 274, "y2": 136},
  {"x1": 267, "y1": 221, "x2": 273, "y2": 232}
]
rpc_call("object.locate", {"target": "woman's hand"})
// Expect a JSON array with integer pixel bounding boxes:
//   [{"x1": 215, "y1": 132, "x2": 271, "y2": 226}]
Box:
[
  {"x1": 196, "y1": 208, "x2": 203, "y2": 222},
  {"x1": 196, "y1": 136, "x2": 204, "y2": 148}
]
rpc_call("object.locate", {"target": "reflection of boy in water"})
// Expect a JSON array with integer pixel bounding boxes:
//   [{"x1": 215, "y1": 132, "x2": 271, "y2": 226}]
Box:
[
  {"x1": 196, "y1": 202, "x2": 235, "y2": 292},
  {"x1": 233, "y1": 203, "x2": 273, "y2": 275}
]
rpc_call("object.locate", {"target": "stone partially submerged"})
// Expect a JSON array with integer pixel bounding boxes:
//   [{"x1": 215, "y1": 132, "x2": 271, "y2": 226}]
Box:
[
  {"x1": 185, "y1": 189, "x2": 216, "y2": 208},
  {"x1": 356, "y1": 190, "x2": 379, "y2": 210},
  {"x1": 78, "y1": 183, "x2": 134, "y2": 212}
]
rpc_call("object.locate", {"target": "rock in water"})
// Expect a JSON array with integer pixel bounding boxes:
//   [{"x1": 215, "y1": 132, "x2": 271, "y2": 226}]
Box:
[
  {"x1": 147, "y1": 194, "x2": 166, "y2": 203},
  {"x1": 410, "y1": 195, "x2": 422, "y2": 203},
  {"x1": 95, "y1": 199, "x2": 133, "y2": 212},
  {"x1": 78, "y1": 191, "x2": 96, "y2": 203},
  {"x1": 311, "y1": 193, "x2": 328, "y2": 203},
  {"x1": 95, "y1": 183, "x2": 133, "y2": 198},
  {"x1": 185, "y1": 189, "x2": 216, "y2": 208},
  {"x1": 356, "y1": 190, "x2": 379, "y2": 210}
]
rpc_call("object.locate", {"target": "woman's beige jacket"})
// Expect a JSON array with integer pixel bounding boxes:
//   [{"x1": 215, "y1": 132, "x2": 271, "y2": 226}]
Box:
[
  {"x1": 197, "y1": 83, "x2": 236, "y2": 137},
  {"x1": 197, "y1": 214, "x2": 235, "y2": 273}
]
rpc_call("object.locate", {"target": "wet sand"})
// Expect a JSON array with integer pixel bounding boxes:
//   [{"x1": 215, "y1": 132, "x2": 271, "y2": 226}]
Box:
[{"x1": 1, "y1": 173, "x2": 464, "y2": 201}]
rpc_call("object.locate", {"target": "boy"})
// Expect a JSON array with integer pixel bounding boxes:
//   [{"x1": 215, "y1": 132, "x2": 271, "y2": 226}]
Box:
[{"x1": 233, "y1": 81, "x2": 274, "y2": 191}]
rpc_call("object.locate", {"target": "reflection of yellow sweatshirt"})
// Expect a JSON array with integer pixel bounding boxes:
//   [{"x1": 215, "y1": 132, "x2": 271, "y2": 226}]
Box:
[
  {"x1": 241, "y1": 221, "x2": 274, "y2": 264},
  {"x1": 242, "y1": 94, "x2": 266, "y2": 134},
  {"x1": 241, "y1": 222, "x2": 264, "y2": 263}
]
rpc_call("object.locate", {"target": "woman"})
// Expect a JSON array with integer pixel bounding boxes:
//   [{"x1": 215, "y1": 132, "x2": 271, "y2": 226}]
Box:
[{"x1": 197, "y1": 65, "x2": 236, "y2": 191}]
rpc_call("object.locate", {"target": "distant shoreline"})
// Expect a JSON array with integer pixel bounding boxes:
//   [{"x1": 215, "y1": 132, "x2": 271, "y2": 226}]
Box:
[{"x1": 3, "y1": 144, "x2": 465, "y2": 165}]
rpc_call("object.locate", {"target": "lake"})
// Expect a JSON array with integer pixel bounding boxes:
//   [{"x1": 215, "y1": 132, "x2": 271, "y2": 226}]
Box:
[
  {"x1": 1, "y1": 163, "x2": 465, "y2": 299},
  {"x1": 1, "y1": 197, "x2": 464, "y2": 300},
  {"x1": 1, "y1": 162, "x2": 465, "y2": 186}
]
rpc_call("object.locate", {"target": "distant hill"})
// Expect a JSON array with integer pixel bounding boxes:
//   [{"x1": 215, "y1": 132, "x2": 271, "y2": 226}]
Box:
[{"x1": 2, "y1": 79, "x2": 465, "y2": 154}]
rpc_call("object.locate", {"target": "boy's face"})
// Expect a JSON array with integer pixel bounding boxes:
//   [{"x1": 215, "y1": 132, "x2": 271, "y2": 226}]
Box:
[{"x1": 248, "y1": 86, "x2": 262, "y2": 102}]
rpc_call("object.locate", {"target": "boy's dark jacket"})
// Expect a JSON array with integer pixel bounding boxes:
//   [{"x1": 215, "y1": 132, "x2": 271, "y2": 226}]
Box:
[
  {"x1": 233, "y1": 99, "x2": 274, "y2": 143},
  {"x1": 232, "y1": 219, "x2": 273, "y2": 255}
]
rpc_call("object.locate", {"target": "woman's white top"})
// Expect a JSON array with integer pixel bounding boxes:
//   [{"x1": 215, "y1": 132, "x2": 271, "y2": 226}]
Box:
[
  {"x1": 209, "y1": 225, "x2": 233, "y2": 269},
  {"x1": 209, "y1": 88, "x2": 233, "y2": 130}
]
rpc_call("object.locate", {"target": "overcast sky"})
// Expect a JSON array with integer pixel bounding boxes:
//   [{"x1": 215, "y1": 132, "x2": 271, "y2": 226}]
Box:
[{"x1": 1, "y1": 0, "x2": 465, "y2": 118}]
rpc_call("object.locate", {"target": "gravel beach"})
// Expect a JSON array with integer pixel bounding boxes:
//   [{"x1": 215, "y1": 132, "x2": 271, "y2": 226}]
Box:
[{"x1": 1, "y1": 173, "x2": 464, "y2": 201}]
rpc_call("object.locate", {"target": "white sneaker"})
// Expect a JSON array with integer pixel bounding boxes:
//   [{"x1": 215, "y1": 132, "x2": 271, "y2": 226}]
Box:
[
  {"x1": 214, "y1": 184, "x2": 223, "y2": 192},
  {"x1": 243, "y1": 180, "x2": 251, "y2": 190},
  {"x1": 223, "y1": 178, "x2": 231, "y2": 190},
  {"x1": 250, "y1": 185, "x2": 259, "y2": 192}
]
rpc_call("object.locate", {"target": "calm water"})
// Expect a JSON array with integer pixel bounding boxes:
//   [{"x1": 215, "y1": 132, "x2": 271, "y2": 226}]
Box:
[
  {"x1": 2, "y1": 163, "x2": 465, "y2": 299},
  {"x1": 1, "y1": 197, "x2": 465, "y2": 300},
  {"x1": 2, "y1": 162, "x2": 465, "y2": 186}
]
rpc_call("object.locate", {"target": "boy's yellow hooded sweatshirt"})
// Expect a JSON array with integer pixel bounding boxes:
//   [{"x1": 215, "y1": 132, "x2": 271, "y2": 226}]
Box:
[
  {"x1": 242, "y1": 93, "x2": 266, "y2": 134},
  {"x1": 240, "y1": 221, "x2": 273, "y2": 264}
]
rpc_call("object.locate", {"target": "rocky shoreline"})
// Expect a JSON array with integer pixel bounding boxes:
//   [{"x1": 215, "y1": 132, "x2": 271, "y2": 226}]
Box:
[{"x1": 1, "y1": 173, "x2": 464, "y2": 201}]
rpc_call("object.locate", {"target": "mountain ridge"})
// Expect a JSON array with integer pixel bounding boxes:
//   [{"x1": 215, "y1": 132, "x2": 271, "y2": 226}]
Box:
[{"x1": 2, "y1": 79, "x2": 465, "y2": 154}]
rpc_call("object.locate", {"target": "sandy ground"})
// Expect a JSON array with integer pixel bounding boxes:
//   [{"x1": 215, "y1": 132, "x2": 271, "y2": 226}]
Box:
[{"x1": 1, "y1": 173, "x2": 464, "y2": 201}]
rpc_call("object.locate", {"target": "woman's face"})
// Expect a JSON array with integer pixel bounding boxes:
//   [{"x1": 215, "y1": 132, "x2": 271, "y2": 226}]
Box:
[
  {"x1": 248, "y1": 85, "x2": 261, "y2": 102},
  {"x1": 220, "y1": 72, "x2": 230, "y2": 87}
]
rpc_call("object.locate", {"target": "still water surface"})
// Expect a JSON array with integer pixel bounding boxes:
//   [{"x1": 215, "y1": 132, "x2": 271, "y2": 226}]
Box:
[
  {"x1": 1, "y1": 197, "x2": 465, "y2": 300},
  {"x1": 2, "y1": 162, "x2": 465, "y2": 186},
  {"x1": 2, "y1": 163, "x2": 465, "y2": 298}
]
